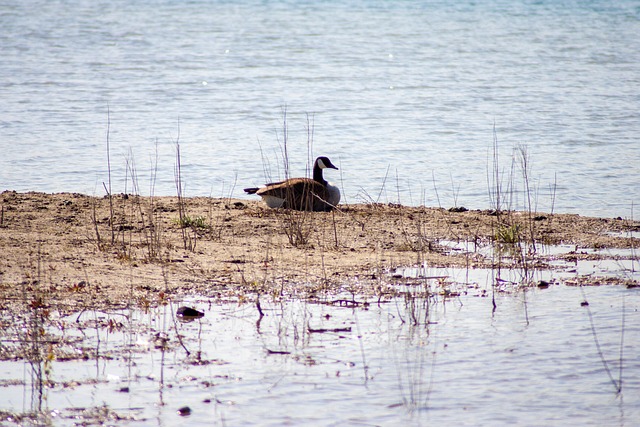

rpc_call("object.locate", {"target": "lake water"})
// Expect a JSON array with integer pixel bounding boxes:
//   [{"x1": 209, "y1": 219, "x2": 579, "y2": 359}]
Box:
[
  {"x1": 1, "y1": 282, "x2": 638, "y2": 426},
  {"x1": 1, "y1": 0, "x2": 639, "y2": 218}
]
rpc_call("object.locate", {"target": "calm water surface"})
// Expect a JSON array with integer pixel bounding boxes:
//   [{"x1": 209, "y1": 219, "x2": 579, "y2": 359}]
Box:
[
  {"x1": 1, "y1": 1, "x2": 639, "y2": 217},
  {"x1": 0, "y1": 284, "x2": 638, "y2": 426}
]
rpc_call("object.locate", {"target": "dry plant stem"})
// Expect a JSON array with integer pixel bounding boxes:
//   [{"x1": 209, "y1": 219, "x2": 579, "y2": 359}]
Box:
[
  {"x1": 550, "y1": 172, "x2": 558, "y2": 217},
  {"x1": 173, "y1": 126, "x2": 196, "y2": 252},
  {"x1": 305, "y1": 112, "x2": 315, "y2": 170},
  {"x1": 105, "y1": 106, "x2": 115, "y2": 245},
  {"x1": 432, "y1": 170, "x2": 442, "y2": 209},
  {"x1": 518, "y1": 144, "x2": 537, "y2": 253},
  {"x1": 396, "y1": 168, "x2": 401, "y2": 206},
  {"x1": 522, "y1": 287, "x2": 530, "y2": 325},
  {"x1": 23, "y1": 241, "x2": 47, "y2": 413},
  {"x1": 147, "y1": 141, "x2": 161, "y2": 259},
  {"x1": 128, "y1": 154, "x2": 152, "y2": 260},
  {"x1": 352, "y1": 309, "x2": 370, "y2": 383},
  {"x1": 256, "y1": 294, "x2": 265, "y2": 318},
  {"x1": 91, "y1": 198, "x2": 102, "y2": 251},
  {"x1": 377, "y1": 164, "x2": 391, "y2": 204},
  {"x1": 632, "y1": 202, "x2": 638, "y2": 273},
  {"x1": 279, "y1": 105, "x2": 290, "y2": 181},
  {"x1": 450, "y1": 172, "x2": 460, "y2": 208},
  {"x1": 273, "y1": 108, "x2": 321, "y2": 247},
  {"x1": 579, "y1": 286, "x2": 622, "y2": 394},
  {"x1": 492, "y1": 122, "x2": 501, "y2": 220},
  {"x1": 331, "y1": 210, "x2": 338, "y2": 247},
  {"x1": 169, "y1": 299, "x2": 191, "y2": 356},
  {"x1": 618, "y1": 290, "x2": 626, "y2": 394},
  {"x1": 175, "y1": 137, "x2": 185, "y2": 247}
]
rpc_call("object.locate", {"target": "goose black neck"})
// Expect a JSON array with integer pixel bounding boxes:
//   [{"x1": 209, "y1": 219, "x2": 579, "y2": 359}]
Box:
[{"x1": 313, "y1": 162, "x2": 327, "y2": 185}]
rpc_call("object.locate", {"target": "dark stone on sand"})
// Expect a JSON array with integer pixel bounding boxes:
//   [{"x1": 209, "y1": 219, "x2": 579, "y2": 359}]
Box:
[
  {"x1": 537, "y1": 280, "x2": 550, "y2": 289},
  {"x1": 177, "y1": 406, "x2": 192, "y2": 416},
  {"x1": 177, "y1": 306, "x2": 205, "y2": 318},
  {"x1": 448, "y1": 206, "x2": 468, "y2": 213}
]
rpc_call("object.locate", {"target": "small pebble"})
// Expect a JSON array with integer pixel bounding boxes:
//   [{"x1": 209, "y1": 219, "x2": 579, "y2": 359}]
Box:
[
  {"x1": 177, "y1": 306, "x2": 205, "y2": 318},
  {"x1": 177, "y1": 406, "x2": 191, "y2": 416}
]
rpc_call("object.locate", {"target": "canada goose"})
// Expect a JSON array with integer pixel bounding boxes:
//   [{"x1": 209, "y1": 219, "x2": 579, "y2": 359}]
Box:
[{"x1": 244, "y1": 156, "x2": 341, "y2": 211}]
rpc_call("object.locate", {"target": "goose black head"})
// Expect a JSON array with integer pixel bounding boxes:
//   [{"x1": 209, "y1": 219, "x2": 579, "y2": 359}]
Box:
[{"x1": 316, "y1": 156, "x2": 339, "y2": 170}]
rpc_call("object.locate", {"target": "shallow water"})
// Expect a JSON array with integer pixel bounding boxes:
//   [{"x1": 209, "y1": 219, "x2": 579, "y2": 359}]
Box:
[
  {"x1": 1, "y1": 0, "x2": 640, "y2": 217},
  {"x1": 401, "y1": 241, "x2": 640, "y2": 287},
  {"x1": 1, "y1": 282, "x2": 638, "y2": 426}
]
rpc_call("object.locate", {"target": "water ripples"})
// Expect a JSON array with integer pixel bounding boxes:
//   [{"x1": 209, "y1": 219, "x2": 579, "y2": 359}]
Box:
[{"x1": 1, "y1": 0, "x2": 639, "y2": 217}]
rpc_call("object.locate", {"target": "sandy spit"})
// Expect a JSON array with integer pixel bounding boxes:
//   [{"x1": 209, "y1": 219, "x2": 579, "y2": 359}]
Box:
[{"x1": 1, "y1": 191, "x2": 638, "y2": 310}]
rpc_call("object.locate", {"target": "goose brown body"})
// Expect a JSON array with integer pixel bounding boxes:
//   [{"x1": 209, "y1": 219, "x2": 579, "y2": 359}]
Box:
[{"x1": 244, "y1": 156, "x2": 340, "y2": 212}]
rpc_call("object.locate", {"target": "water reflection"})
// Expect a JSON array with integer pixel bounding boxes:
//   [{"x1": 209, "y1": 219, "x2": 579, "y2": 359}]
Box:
[{"x1": 1, "y1": 282, "x2": 638, "y2": 426}]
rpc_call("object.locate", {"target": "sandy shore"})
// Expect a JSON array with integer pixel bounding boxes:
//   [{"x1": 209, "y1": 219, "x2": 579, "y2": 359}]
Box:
[{"x1": 1, "y1": 191, "x2": 638, "y2": 310}]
